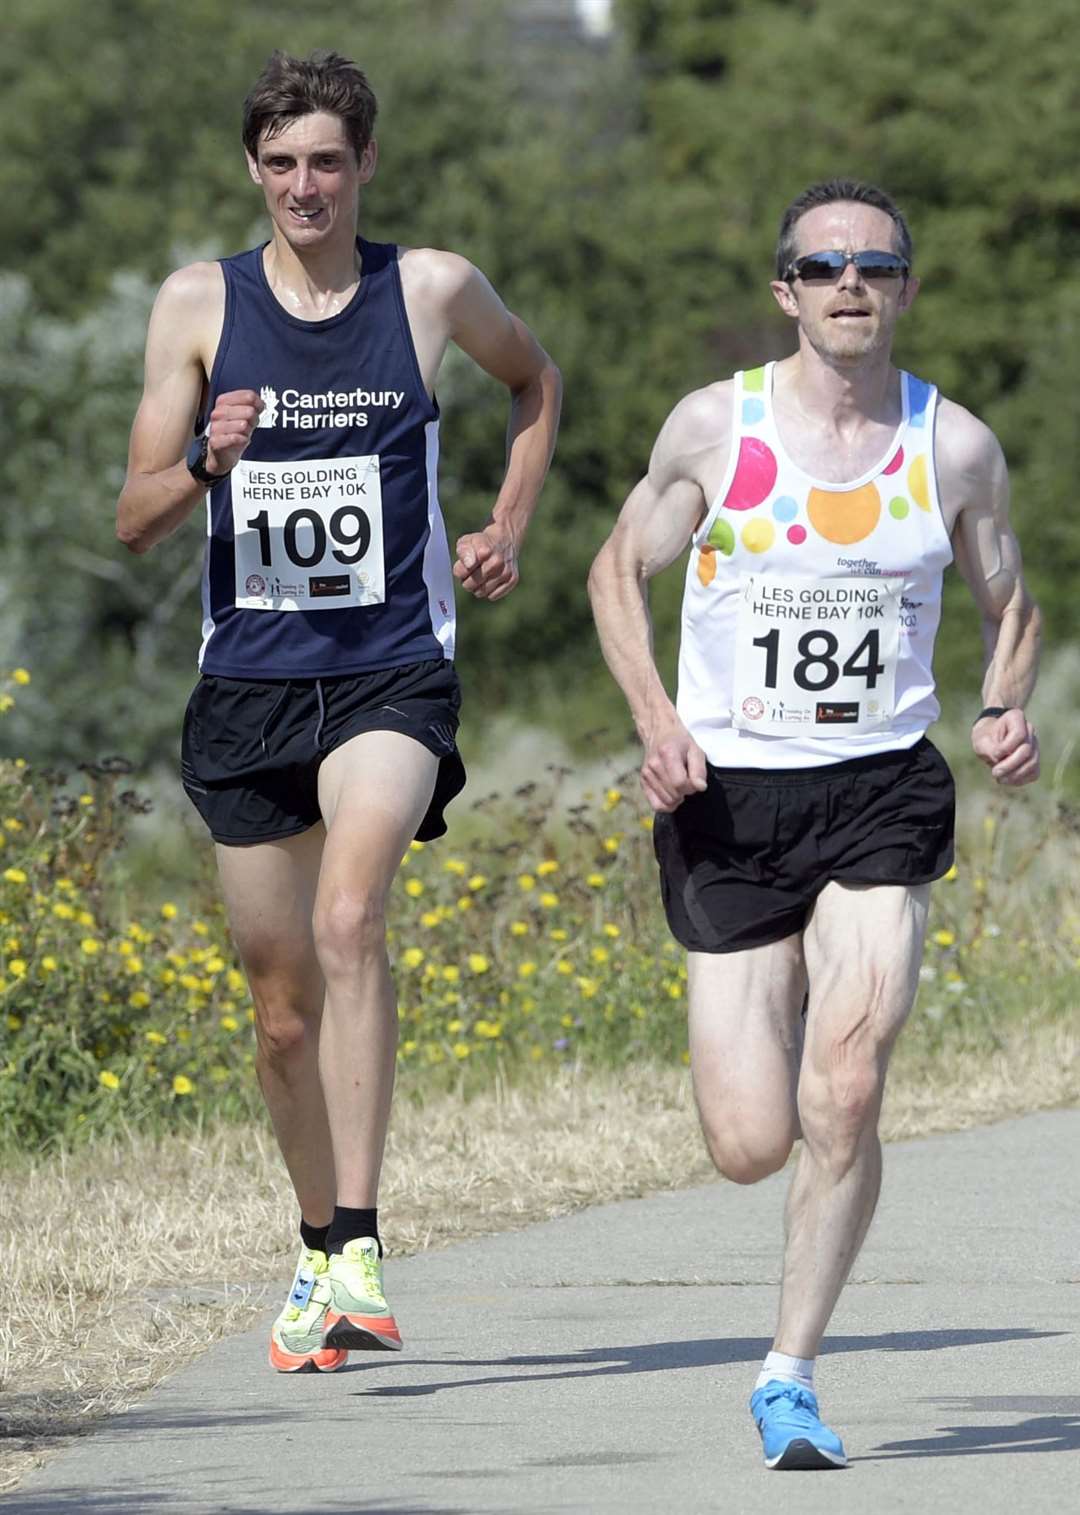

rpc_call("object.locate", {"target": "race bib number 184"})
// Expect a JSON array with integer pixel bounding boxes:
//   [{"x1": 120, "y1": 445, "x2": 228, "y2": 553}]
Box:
[
  {"x1": 231, "y1": 455, "x2": 384, "y2": 612},
  {"x1": 732, "y1": 573, "x2": 902, "y2": 735}
]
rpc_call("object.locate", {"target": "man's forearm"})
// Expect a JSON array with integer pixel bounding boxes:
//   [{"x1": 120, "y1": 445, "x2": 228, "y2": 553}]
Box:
[
  {"x1": 588, "y1": 548, "x2": 679, "y2": 741},
  {"x1": 980, "y1": 593, "x2": 1042, "y2": 711},
  {"x1": 117, "y1": 461, "x2": 206, "y2": 555},
  {"x1": 488, "y1": 361, "x2": 562, "y2": 544}
]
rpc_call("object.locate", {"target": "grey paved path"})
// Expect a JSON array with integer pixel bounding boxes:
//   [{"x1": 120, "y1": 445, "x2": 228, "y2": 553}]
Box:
[{"x1": 8, "y1": 1109, "x2": 1079, "y2": 1514}]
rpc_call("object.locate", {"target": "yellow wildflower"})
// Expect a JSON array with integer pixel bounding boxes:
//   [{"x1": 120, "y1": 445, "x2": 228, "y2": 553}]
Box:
[
  {"x1": 518, "y1": 961, "x2": 537, "y2": 977},
  {"x1": 172, "y1": 1075, "x2": 194, "y2": 1096},
  {"x1": 77, "y1": 910, "x2": 94, "y2": 926},
  {"x1": 420, "y1": 910, "x2": 440, "y2": 928},
  {"x1": 442, "y1": 965, "x2": 460, "y2": 982},
  {"x1": 457, "y1": 896, "x2": 473, "y2": 911},
  {"x1": 192, "y1": 920, "x2": 209, "y2": 936},
  {"x1": 467, "y1": 953, "x2": 490, "y2": 974},
  {"x1": 933, "y1": 929, "x2": 956, "y2": 948},
  {"x1": 409, "y1": 839, "x2": 425, "y2": 852},
  {"x1": 220, "y1": 1015, "x2": 239, "y2": 1032},
  {"x1": 3, "y1": 819, "x2": 23, "y2": 833},
  {"x1": 549, "y1": 928, "x2": 568, "y2": 942},
  {"x1": 401, "y1": 947, "x2": 424, "y2": 969},
  {"x1": 226, "y1": 969, "x2": 245, "y2": 993},
  {"x1": 99, "y1": 1070, "x2": 120, "y2": 1090},
  {"x1": 517, "y1": 874, "x2": 536, "y2": 891},
  {"x1": 6, "y1": 1014, "x2": 20, "y2": 1030},
  {"x1": 468, "y1": 874, "x2": 488, "y2": 891},
  {"x1": 537, "y1": 860, "x2": 559, "y2": 877},
  {"x1": 80, "y1": 938, "x2": 100, "y2": 955},
  {"x1": 443, "y1": 858, "x2": 467, "y2": 876},
  {"x1": 404, "y1": 878, "x2": 424, "y2": 898},
  {"x1": 78, "y1": 794, "x2": 94, "y2": 807},
  {"x1": 510, "y1": 921, "x2": 529, "y2": 936},
  {"x1": 205, "y1": 955, "x2": 226, "y2": 973},
  {"x1": 576, "y1": 977, "x2": 599, "y2": 998},
  {"x1": 539, "y1": 892, "x2": 559, "y2": 909},
  {"x1": 41, "y1": 956, "x2": 58, "y2": 973},
  {"x1": 160, "y1": 902, "x2": 178, "y2": 919},
  {"x1": 602, "y1": 923, "x2": 621, "y2": 938},
  {"x1": 128, "y1": 990, "x2": 151, "y2": 1009},
  {"x1": 145, "y1": 1030, "x2": 167, "y2": 1046},
  {"x1": 447, "y1": 1018, "x2": 464, "y2": 1033},
  {"x1": 2, "y1": 868, "x2": 27, "y2": 886},
  {"x1": 474, "y1": 1020, "x2": 502, "y2": 1039},
  {"x1": 556, "y1": 960, "x2": 574, "y2": 976},
  {"x1": 11, "y1": 669, "x2": 30, "y2": 686},
  {"x1": 0, "y1": 696, "x2": 13, "y2": 714},
  {"x1": 603, "y1": 787, "x2": 622, "y2": 811},
  {"x1": 590, "y1": 947, "x2": 609, "y2": 965},
  {"x1": 586, "y1": 872, "x2": 606, "y2": 888}
]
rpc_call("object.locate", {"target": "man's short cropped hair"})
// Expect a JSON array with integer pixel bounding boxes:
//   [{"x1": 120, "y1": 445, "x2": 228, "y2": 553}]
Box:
[
  {"x1": 775, "y1": 179, "x2": 914, "y2": 280},
  {"x1": 242, "y1": 50, "x2": 378, "y2": 163}
]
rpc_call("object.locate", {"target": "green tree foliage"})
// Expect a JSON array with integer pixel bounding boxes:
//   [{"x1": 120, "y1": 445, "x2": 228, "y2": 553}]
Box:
[{"x1": 1, "y1": 0, "x2": 1077, "y2": 766}]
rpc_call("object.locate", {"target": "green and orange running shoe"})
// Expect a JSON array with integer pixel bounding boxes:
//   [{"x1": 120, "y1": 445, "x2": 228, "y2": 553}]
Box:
[
  {"x1": 269, "y1": 1246, "x2": 348, "y2": 1374},
  {"x1": 322, "y1": 1237, "x2": 403, "y2": 1352}
]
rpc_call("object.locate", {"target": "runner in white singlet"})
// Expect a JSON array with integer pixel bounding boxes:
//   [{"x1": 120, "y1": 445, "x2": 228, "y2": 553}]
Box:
[{"x1": 589, "y1": 178, "x2": 1040, "y2": 1470}]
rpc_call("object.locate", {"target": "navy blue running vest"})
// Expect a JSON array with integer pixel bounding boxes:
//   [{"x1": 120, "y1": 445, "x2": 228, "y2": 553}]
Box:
[{"x1": 196, "y1": 238, "x2": 455, "y2": 679}]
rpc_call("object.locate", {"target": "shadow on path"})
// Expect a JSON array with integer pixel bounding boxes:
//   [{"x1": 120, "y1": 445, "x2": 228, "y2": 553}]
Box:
[
  {"x1": 861, "y1": 1393, "x2": 1080, "y2": 1461},
  {"x1": 348, "y1": 1327, "x2": 1063, "y2": 1399},
  {"x1": 1, "y1": 1493, "x2": 465, "y2": 1515}
]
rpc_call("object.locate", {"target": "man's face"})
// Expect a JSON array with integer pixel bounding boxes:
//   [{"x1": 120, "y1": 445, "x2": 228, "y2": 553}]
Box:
[
  {"x1": 246, "y1": 111, "x2": 377, "y2": 248},
  {"x1": 770, "y1": 202, "x2": 919, "y2": 363}
]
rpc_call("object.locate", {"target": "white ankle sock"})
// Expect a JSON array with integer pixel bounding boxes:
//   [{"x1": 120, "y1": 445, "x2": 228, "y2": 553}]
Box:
[{"x1": 755, "y1": 1350, "x2": 815, "y2": 1392}]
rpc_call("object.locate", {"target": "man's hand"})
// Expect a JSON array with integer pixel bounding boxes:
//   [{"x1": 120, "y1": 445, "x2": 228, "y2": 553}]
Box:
[
  {"x1": 641, "y1": 718, "x2": 709, "y2": 813},
  {"x1": 204, "y1": 389, "x2": 264, "y2": 475},
  {"x1": 453, "y1": 526, "x2": 518, "y2": 601},
  {"x1": 972, "y1": 708, "x2": 1040, "y2": 787}
]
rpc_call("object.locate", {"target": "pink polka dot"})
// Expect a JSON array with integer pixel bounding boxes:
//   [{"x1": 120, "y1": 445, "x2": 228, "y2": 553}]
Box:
[
  {"x1": 882, "y1": 446, "x2": 904, "y2": 476},
  {"x1": 787, "y1": 524, "x2": 807, "y2": 545},
  {"x1": 721, "y1": 437, "x2": 778, "y2": 511}
]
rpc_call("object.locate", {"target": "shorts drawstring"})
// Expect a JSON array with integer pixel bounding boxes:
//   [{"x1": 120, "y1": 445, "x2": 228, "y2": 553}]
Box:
[
  {"x1": 259, "y1": 683, "x2": 291, "y2": 755},
  {"x1": 313, "y1": 678, "x2": 327, "y2": 751}
]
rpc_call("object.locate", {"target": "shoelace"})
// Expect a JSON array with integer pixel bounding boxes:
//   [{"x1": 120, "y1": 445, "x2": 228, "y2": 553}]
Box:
[{"x1": 763, "y1": 1384, "x2": 816, "y2": 1416}]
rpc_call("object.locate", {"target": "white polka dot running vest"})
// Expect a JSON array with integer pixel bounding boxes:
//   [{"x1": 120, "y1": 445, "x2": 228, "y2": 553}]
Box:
[{"x1": 678, "y1": 362, "x2": 953, "y2": 768}]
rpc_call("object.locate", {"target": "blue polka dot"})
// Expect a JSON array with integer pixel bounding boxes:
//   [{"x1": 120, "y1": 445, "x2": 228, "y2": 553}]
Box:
[
  {"x1": 772, "y1": 495, "x2": 799, "y2": 522},
  {"x1": 742, "y1": 398, "x2": 765, "y2": 425},
  {"x1": 907, "y1": 376, "x2": 931, "y2": 427}
]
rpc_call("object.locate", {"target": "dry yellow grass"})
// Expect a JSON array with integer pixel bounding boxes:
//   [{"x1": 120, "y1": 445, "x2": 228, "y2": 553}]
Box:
[{"x1": 3, "y1": 1030, "x2": 1079, "y2": 1493}]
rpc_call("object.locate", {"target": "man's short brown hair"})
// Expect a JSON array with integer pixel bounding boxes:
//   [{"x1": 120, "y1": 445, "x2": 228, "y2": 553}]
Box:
[
  {"x1": 242, "y1": 50, "x2": 378, "y2": 162},
  {"x1": 776, "y1": 179, "x2": 913, "y2": 281}
]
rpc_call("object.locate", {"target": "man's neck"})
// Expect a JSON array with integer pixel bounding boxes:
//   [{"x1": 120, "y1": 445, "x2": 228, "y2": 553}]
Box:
[
  {"x1": 777, "y1": 342, "x2": 900, "y2": 433},
  {"x1": 262, "y1": 226, "x2": 362, "y2": 319}
]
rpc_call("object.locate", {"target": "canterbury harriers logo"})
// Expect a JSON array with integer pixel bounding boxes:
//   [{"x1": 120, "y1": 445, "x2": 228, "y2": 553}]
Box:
[{"x1": 257, "y1": 384, "x2": 406, "y2": 431}]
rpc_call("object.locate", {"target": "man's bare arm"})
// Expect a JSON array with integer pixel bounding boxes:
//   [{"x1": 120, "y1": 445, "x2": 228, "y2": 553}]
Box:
[
  {"x1": 940, "y1": 401, "x2": 1041, "y2": 786},
  {"x1": 116, "y1": 264, "x2": 261, "y2": 554},
  {"x1": 588, "y1": 387, "x2": 729, "y2": 811},
  {"x1": 409, "y1": 251, "x2": 562, "y2": 601}
]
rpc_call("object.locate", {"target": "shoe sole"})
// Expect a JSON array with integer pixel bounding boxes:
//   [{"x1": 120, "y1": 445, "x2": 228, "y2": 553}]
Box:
[
  {"x1": 765, "y1": 1438, "x2": 848, "y2": 1470},
  {"x1": 323, "y1": 1310, "x2": 403, "y2": 1352},
  {"x1": 269, "y1": 1341, "x2": 348, "y2": 1374}
]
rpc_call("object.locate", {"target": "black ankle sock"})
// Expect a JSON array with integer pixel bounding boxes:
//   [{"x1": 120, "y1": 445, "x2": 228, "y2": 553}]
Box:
[
  {"x1": 325, "y1": 1206, "x2": 381, "y2": 1257},
  {"x1": 299, "y1": 1217, "x2": 331, "y2": 1255}
]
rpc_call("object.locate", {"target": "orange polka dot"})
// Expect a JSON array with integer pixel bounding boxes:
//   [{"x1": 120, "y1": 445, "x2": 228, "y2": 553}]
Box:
[
  {"x1": 807, "y1": 483, "x2": 881, "y2": 545},
  {"x1": 697, "y1": 545, "x2": 717, "y2": 586}
]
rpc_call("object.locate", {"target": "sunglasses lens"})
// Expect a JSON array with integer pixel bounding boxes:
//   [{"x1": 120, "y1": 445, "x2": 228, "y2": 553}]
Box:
[
  {"x1": 794, "y1": 253, "x2": 846, "y2": 281},
  {"x1": 856, "y1": 253, "x2": 906, "y2": 279}
]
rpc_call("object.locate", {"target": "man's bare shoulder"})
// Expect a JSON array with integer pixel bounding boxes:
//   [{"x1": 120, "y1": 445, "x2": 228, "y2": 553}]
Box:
[
  {"x1": 397, "y1": 246, "x2": 477, "y2": 303},
  {"x1": 935, "y1": 394, "x2": 1006, "y2": 489},
  {"x1": 155, "y1": 260, "x2": 225, "y2": 313},
  {"x1": 653, "y1": 381, "x2": 734, "y2": 475}
]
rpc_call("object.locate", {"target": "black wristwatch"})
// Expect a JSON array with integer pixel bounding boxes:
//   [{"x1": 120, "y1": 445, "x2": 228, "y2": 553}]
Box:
[{"x1": 186, "y1": 434, "x2": 231, "y2": 486}]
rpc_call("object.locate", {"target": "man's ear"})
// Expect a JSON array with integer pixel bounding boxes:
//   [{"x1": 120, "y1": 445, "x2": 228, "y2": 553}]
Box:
[{"x1": 770, "y1": 278, "x2": 799, "y2": 320}]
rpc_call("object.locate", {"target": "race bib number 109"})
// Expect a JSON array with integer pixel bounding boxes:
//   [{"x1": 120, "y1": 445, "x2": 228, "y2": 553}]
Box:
[
  {"x1": 231, "y1": 455, "x2": 384, "y2": 612},
  {"x1": 732, "y1": 573, "x2": 902, "y2": 735}
]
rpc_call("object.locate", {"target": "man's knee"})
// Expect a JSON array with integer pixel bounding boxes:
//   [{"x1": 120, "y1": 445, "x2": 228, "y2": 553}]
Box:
[
  {"x1": 798, "y1": 1055, "x2": 883, "y2": 1176},
  {"x1": 698, "y1": 1116, "x2": 795, "y2": 1185},
  {"x1": 253, "y1": 994, "x2": 317, "y2": 1072},
  {"x1": 313, "y1": 886, "x2": 387, "y2": 975}
]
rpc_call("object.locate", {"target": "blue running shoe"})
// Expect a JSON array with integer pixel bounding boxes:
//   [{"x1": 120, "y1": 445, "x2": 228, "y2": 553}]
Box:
[{"x1": 750, "y1": 1380, "x2": 848, "y2": 1469}]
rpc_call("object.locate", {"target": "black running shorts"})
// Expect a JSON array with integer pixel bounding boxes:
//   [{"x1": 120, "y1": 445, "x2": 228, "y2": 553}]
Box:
[
  {"x1": 653, "y1": 736, "x2": 955, "y2": 954},
  {"x1": 180, "y1": 658, "x2": 465, "y2": 846}
]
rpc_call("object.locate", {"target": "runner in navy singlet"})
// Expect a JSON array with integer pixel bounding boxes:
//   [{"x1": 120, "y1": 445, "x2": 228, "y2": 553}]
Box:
[{"x1": 117, "y1": 50, "x2": 561, "y2": 1373}]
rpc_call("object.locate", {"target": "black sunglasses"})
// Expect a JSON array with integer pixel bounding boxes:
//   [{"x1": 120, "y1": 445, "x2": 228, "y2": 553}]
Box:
[{"x1": 786, "y1": 249, "x2": 910, "y2": 283}]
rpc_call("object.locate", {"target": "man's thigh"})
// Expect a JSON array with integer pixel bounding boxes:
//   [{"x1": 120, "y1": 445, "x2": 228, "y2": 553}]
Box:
[
  {"x1": 689, "y1": 936, "x2": 808, "y2": 1133},
  {"x1": 215, "y1": 826, "x2": 325, "y2": 992},
  {"x1": 316, "y1": 729, "x2": 439, "y2": 899},
  {"x1": 802, "y1": 881, "x2": 930, "y2": 1072}
]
